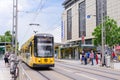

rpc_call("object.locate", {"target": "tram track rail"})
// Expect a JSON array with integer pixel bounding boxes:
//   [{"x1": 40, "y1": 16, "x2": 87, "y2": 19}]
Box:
[
  {"x1": 22, "y1": 63, "x2": 76, "y2": 80},
  {"x1": 58, "y1": 61, "x2": 120, "y2": 76},
  {"x1": 52, "y1": 69, "x2": 76, "y2": 80},
  {"x1": 56, "y1": 62, "x2": 119, "y2": 80},
  {"x1": 20, "y1": 61, "x2": 120, "y2": 80},
  {"x1": 37, "y1": 71, "x2": 51, "y2": 80},
  {"x1": 36, "y1": 68, "x2": 75, "y2": 80}
]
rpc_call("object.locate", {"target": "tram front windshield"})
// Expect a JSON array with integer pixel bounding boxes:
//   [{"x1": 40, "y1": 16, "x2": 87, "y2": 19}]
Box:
[{"x1": 36, "y1": 37, "x2": 54, "y2": 57}]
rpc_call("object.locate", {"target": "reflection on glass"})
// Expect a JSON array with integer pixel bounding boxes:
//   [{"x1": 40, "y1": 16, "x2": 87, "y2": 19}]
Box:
[{"x1": 37, "y1": 43, "x2": 53, "y2": 57}]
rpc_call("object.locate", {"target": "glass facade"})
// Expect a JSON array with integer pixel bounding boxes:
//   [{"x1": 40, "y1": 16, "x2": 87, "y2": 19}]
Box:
[
  {"x1": 96, "y1": 0, "x2": 107, "y2": 26},
  {"x1": 85, "y1": 39, "x2": 92, "y2": 44},
  {"x1": 67, "y1": 9, "x2": 72, "y2": 40},
  {"x1": 79, "y1": 1, "x2": 86, "y2": 37}
]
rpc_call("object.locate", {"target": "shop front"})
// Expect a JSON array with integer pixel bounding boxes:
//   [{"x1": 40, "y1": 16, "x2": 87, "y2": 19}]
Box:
[{"x1": 59, "y1": 45, "x2": 80, "y2": 60}]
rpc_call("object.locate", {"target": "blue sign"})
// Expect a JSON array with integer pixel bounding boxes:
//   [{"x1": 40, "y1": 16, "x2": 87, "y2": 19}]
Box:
[
  {"x1": 87, "y1": 15, "x2": 91, "y2": 19},
  {"x1": 61, "y1": 21, "x2": 64, "y2": 39}
]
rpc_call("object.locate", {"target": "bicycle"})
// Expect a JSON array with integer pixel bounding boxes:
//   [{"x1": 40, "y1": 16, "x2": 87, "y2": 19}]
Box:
[{"x1": 10, "y1": 60, "x2": 19, "y2": 80}]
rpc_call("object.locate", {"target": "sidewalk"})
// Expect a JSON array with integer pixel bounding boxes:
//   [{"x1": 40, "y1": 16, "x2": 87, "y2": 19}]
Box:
[
  {"x1": 0, "y1": 59, "x2": 11, "y2": 80},
  {"x1": 55, "y1": 59, "x2": 120, "y2": 70}
]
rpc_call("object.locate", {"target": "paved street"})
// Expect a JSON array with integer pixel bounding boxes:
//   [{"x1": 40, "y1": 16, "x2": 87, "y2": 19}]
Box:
[
  {"x1": 0, "y1": 58, "x2": 120, "y2": 80},
  {"x1": 19, "y1": 59, "x2": 120, "y2": 80}
]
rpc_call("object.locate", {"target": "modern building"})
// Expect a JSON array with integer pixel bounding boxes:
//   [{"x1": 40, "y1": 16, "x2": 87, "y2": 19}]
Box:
[{"x1": 60, "y1": 0, "x2": 120, "y2": 59}]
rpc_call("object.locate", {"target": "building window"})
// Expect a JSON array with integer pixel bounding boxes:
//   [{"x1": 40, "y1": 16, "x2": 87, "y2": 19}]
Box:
[
  {"x1": 67, "y1": 9, "x2": 72, "y2": 40},
  {"x1": 61, "y1": 21, "x2": 65, "y2": 39},
  {"x1": 79, "y1": 1, "x2": 86, "y2": 37},
  {"x1": 85, "y1": 39, "x2": 92, "y2": 44},
  {"x1": 96, "y1": 0, "x2": 107, "y2": 26}
]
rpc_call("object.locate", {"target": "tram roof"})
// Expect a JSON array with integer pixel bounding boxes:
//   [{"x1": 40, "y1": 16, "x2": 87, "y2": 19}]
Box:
[{"x1": 35, "y1": 33, "x2": 53, "y2": 37}]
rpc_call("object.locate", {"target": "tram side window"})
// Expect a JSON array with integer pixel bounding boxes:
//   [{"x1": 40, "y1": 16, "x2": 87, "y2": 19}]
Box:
[
  {"x1": 25, "y1": 48, "x2": 30, "y2": 58},
  {"x1": 29, "y1": 42, "x2": 32, "y2": 56},
  {"x1": 34, "y1": 38, "x2": 37, "y2": 56}
]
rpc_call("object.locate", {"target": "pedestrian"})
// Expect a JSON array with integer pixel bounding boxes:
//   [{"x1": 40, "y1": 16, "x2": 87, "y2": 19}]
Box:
[
  {"x1": 87, "y1": 51, "x2": 90, "y2": 64},
  {"x1": 84, "y1": 52, "x2": 87, "y2": 65},
  {"x1": 100, "y1": 52, "x2": 102, "y2": 65},
  {"x1": 96, "y1": 53, "x2": 99, "y2": 64},
  {"x1": 4, "y1": 52, "x2": 9, "y2": 67},
  {"x1": 90, "y1": 50, "x2": 94, "y2": 65},
  {"x1": 81, "y1": 50, "x2": 85, "y2": 64}
]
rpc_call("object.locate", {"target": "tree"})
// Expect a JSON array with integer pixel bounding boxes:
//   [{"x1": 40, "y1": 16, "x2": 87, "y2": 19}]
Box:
[
  {"x1": 92, "y1": 16, "x2": 120, "y2": 47},
  {"x1": 0, "y1": 31, "x2": 12, "y2": 42}
]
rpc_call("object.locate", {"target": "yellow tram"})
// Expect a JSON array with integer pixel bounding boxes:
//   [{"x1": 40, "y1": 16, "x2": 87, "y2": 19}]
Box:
[{"x1": 20, "y1": 33, "x2": 55, "y2": 68}]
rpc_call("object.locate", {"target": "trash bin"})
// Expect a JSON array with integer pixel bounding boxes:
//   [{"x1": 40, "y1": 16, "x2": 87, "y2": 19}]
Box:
[{"x1": 105, "y1": 55, "x2": 111, "y2": 67}]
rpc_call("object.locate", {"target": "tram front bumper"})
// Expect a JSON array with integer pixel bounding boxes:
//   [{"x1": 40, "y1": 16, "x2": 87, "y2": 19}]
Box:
[{"x1": 33, "y1": 64, "x2": 54, "y2": 68}]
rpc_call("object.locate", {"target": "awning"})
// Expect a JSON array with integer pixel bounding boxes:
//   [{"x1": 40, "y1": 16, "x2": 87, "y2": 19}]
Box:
[
  {"x1": 116, "y1": 46, "x2": 120, "y2": 50},
  {"x1": 60, "y1": 45, "x2": 79, "y2": 49}
]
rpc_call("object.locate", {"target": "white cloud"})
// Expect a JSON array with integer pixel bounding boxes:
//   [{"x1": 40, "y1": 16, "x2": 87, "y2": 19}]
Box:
[
  {"x1": 0, "y1": 0, "x2": 13, "y2": 35},
  {"x1": 49, "y1": 26, "x2": 61, "y2": 43},
  {"x1": 0, "y1": 0, "x2": 12, "y2": 12},
  {"x1": 0, "y1": 0, "x2": 64, "y2": 48}
]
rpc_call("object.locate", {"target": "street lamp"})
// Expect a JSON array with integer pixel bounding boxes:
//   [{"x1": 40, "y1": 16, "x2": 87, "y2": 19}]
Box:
[
  {"x1": 101, "y1": 1, "x2": 105, "y2": 66},
  {"x1": 29, "y1": 23, "x2": 40, "y2": 26}
]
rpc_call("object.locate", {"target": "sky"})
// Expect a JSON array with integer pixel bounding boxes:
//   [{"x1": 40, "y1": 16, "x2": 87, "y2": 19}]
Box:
[{"x1": 0, "y1": 0, "x2": 65, "y2": 47}]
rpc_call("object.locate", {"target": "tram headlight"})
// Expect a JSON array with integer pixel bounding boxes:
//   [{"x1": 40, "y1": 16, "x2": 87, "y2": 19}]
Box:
[
  {"x1": 50, "y1": 59, "x2": 53, "y2": 62},
  {"x1": 38, "y1": 59, "x2": 41, "y2": 62}
]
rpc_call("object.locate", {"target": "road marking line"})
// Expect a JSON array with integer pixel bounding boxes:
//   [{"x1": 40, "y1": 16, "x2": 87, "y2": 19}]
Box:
[
  {"x1": 57, "y1": 66, "x2": 73, "y2": 72},
  {"x1": 76, "y1": 73, "x2": 98, "y2": 80}
]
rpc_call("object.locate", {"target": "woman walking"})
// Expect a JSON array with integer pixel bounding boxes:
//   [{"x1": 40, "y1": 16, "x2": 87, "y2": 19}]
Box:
[
  {"x1": 90, "y1": 50, "x2": 94, "y2": 65},
  {"x1": 4, "y1": 52, "x2": 9, "y2": 67}
]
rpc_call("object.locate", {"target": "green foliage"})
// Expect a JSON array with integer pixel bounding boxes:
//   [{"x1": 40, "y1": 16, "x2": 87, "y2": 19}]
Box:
[
  {"x1": 0, "y1": 31, "x2": 12, "y2": 42},
  {"x1": 92, "y1": 24, "x2": 102, "y2": 46},
  {"x1": 92, "y1": 16, "x2": 120, "y2": 47}
]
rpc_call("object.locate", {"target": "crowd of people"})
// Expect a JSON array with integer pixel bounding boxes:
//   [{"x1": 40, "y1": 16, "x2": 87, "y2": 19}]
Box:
[
  {"x1": 80, "y1": 49, "x2": 119, "y2": 66},
  {"x1": 81, "y1": 50, "x2": 102, "y2": 65}
]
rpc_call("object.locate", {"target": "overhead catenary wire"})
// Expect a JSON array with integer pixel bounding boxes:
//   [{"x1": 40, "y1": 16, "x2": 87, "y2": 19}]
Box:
[
  {"x1": 32, "y1": 0, "x2": 48, "y2": 23},
  {"x1": 19, "y1": 0, "x2": 47, "y2": 47},
  {"x1": 19, "y1": 0, "x2": 101, "y2": 46},
  {"x1": 20, "y1": 0, "x2": 120, "y2": 47}
]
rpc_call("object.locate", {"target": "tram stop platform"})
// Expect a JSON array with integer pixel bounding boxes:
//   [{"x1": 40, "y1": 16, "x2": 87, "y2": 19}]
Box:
[{"x1": 0, "y1": 59, "x2": 11, "y2": 80}]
